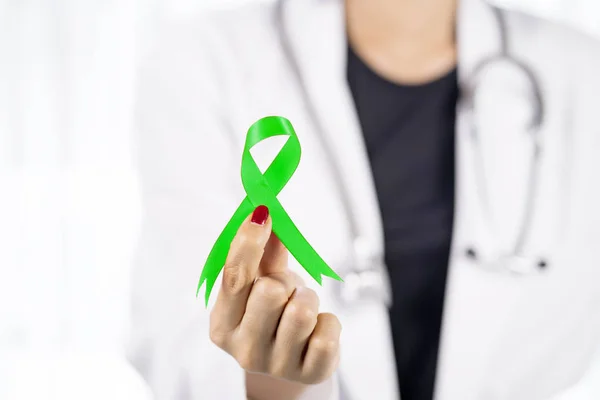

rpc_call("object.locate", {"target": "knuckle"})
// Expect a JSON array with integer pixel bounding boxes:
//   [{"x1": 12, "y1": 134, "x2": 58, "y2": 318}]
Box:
[
  {"x1": 300, "y1": 366, "x2": 329, "y2": 385},
  {"x1": 321, "y1": 313, "x2": 342, "y2": 332},
  {"x1": 310, "y1": 337, "x2": 339, "y2": 357},
  {"x1": 253, "y1": 278, "x2": 289, "y2": 304},
  {"x1": 236, "y1": 345, "x2": 261, "y2": 372},
  {"x1": 308, "y1": 369, "x2": 333, "y2": 385},
  {"x1": 237, "y1": 355, "x2": 255, "y2": 372},
  {"x1": 289, "y1": 270, "x2": 305, "y2": 286},
  {"x1": 208, "y1": 310, "x2": 228, "y2": 348},
  {"x1": 208, "y1": 327, "x2": 227, "y2": 348},
  {"x1": 285, "y1": 303, "x2": 317, "y2": 327},
  {"x1": 302, "y1": 357, "x2": 338, "y2": 385},
  {"x1": 268, "y1": 362, "x2": 288, "y2": 380},
  {"x1": 223, "y1": 262, "x2": 250, "y2": 295},
  {"x1": 301, "y1": 287, "x2": 319, "y2": 302}
]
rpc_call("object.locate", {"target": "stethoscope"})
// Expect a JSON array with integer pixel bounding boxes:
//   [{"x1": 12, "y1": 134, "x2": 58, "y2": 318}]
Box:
[
  {"x1": 459, "y1": 5, "x2": 547, "y2": 275},
  {"x1": 275, "y1": 1, "x2": 546, "y2": 308}
]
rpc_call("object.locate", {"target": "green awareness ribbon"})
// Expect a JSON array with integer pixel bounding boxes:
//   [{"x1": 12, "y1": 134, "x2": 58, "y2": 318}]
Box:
[{"x1": 197, "y1": 116, "x2": 343, "y2": 306}]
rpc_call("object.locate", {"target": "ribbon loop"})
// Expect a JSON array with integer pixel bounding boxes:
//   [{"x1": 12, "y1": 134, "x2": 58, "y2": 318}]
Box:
[{"x1": 197, "y1": 116, "x2": 342, "y2": 306}]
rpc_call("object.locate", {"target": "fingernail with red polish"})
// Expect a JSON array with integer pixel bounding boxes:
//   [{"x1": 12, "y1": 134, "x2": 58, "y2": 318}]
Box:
[{"x1": 251, "y1": 205, "x2": 269, "y2": 225}]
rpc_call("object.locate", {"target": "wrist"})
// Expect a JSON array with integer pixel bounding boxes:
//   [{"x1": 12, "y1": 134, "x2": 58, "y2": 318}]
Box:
[{"x1": 245, "y1": 370, "x2": 308, "y2": 400}]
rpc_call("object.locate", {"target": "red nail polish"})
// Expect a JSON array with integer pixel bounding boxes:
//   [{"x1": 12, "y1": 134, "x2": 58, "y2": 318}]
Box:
[{"x1": 251, "y1": 205, "x2": 269, "y2": 225}]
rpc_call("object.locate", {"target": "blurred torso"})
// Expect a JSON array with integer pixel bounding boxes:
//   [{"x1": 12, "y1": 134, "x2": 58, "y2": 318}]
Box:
[{"x1": 136, "y1": 0, "x2": 600, "y2": 398}]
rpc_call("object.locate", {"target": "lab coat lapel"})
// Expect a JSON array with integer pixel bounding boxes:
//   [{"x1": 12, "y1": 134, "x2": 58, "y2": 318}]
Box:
[
  {"x1": 281, "y1": 0, "x2": 543, "y2": 399},
  {"x1": 280, "y1": 0, "x2": 386, "y2": 257},
  {"x1": 281, "y1": 0, "x2": 397, "y2": 399},
  {"x1": 454, "y1": 0, "x2": 505, "y2": 255},
  {"x1": 454, "y1": 0, "x2": 534, "y2": 255},
  {"x1": 436, "y1": 0, "x2": 537, "y2": 398}
]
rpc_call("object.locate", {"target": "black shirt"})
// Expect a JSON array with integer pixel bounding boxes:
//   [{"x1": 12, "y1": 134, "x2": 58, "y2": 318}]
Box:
[{"x1": 347, "y1": 45, "x2": 458, "y2": 400}]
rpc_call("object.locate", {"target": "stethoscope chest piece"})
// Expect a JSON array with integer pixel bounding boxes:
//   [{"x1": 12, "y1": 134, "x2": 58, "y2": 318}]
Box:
[
  {"x1": 335, "y1": 268, "x2": 392, "y2": 307},
  {"x1": 332, "y1": 241, "x2": 393, "y2": 307},
  {"x1": 463, "y1": 246, "x2": 549, "y2": 275}
]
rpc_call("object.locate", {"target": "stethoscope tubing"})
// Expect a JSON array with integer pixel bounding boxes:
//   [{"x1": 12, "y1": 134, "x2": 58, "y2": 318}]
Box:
[{"x1": 274, "y1": 0, "x2": 548, "y2": 307}]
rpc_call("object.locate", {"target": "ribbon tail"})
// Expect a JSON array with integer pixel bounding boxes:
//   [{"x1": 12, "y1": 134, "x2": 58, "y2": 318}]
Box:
[
  {"x1": 317, "y1": 262, "x2": 343, "y2": 281},
  {"x1": 197, "y1": 198, "x2": 255, "y2": 306},
  {"x1": 270, "y1": 206, "x2": 343, "y2": 285},
  {"x1": 301, "y1": 251, "x2": 343, "y2": 283},
  {"x1": 197, "y1": 238, "x2": 230, "y2": 307}
]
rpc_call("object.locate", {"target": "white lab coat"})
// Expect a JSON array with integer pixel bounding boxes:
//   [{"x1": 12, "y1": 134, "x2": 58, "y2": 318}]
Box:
[{"x1": 128, "y1": 0, "x2": 600, "y2": 399}]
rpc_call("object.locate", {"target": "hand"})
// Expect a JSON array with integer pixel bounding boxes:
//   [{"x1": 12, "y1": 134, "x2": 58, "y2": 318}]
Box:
[{"x1": 209, "y1": 205, "x2": 341, "y2": 392}]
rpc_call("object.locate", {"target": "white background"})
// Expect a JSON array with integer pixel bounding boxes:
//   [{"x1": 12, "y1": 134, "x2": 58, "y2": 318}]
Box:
[{"x1": 0, "y1": 0, "x2": 598, "y2": 398}]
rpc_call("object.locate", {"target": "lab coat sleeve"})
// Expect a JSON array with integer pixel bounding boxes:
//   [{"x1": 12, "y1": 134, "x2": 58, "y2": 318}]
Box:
[{"x1": 127, "y1": 18, "x2": 339, "y2": 400}]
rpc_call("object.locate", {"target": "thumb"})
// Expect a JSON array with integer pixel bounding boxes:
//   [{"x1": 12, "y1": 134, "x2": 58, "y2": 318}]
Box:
[{"x1": 258, "y1": 231, "x2": 289, "y2": 277}]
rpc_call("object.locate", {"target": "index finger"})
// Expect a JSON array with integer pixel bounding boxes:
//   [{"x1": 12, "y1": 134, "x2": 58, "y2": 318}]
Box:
[{"x1": 211, "y1": 205, "x2": 272, "y2": 332}]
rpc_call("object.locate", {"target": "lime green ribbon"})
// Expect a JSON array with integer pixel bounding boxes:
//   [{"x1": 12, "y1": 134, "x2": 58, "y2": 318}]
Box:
[{"x1": 197, "y1": 116, "x2": 343, "y2": 305}]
